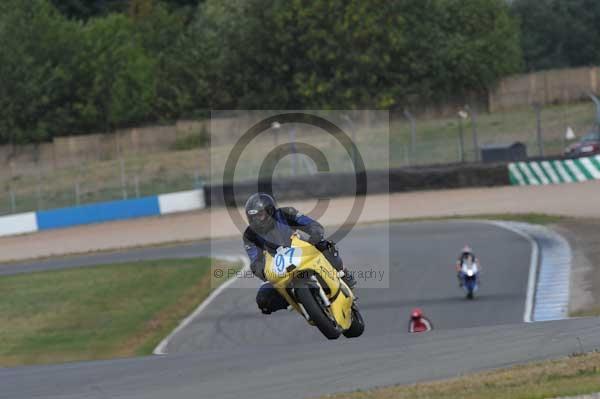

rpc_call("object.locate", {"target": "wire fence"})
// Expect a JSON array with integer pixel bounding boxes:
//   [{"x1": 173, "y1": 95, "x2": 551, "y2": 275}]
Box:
[
  {"x1": 0, "y1": 152, "x2": 206, "y2": 216},
  {"x1": 0, "y1": 100, "x2": 597, "y2": 216},
  {"x1": 390, "y1": 100, "x2": 597, "y2": 167}
]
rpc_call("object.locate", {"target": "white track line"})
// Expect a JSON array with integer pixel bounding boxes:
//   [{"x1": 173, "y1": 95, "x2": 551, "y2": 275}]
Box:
[
  {"x1": 489, "y1": 221, "x2": 539, "y2": 323},
  {"x1": 153, "y1": 255, "x2": 250, "y2": 355}
]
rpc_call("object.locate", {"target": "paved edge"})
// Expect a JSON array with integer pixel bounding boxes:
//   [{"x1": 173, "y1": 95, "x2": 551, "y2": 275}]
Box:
[
  {"x1": 152, "y1": 255, "x2": 250, "y2": 355},
  {"x1": 490, "y1": 221, "x2": 540, "y2": 323},
  {"x1": 492, "y1": 221, "x2": 572, "y2": 322},
  {"x1": 531, "y1": 226, "x2": 572, "y2": 321}
]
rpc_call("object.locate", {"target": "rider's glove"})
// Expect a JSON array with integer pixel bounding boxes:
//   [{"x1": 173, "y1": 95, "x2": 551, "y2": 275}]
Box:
[{"x1": 307, "y1": 227, "x2": 324, "y2": 245}]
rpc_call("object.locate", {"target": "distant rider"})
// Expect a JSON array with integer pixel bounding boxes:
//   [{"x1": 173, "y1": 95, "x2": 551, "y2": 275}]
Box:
[
  {"x1": 243, "y1": 193, "x2": 356, "y2": 314},
  {"x1": 408, "y1": 308, "x2": 433, "y2": 333},
  {"x1": 455, "y1": 245, "x2": 480, "y2": 287}
]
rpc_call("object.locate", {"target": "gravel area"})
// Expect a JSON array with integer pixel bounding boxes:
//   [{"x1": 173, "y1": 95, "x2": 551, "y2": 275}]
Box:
[{"x1": 553, "y1": 220, "x2": 600, "y2": 315}]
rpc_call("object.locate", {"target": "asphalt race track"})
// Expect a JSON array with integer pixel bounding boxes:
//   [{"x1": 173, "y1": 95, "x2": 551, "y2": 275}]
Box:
[
  {"x1": 166, "y1": 221, "x2": 531, "y2": 352},
  {"x1": 2, "y1": 221, "x2": 600, "y2": 399}
]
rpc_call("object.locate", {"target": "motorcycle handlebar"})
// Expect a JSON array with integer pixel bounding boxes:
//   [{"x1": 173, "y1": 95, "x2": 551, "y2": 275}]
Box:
[{"x1": 293, "y1": 230, "x2": 312, "y2": 242}]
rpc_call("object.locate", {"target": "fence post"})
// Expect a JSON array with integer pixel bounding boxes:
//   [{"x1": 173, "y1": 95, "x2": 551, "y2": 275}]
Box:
[
  {"x1": 533, "y1": 103, "x2": 544, "y2": 157},
  {"x1": 193, "y1": 170, "x2": 200, "y2": 190},
  {"x1": 342, "y1": 114, "x2": 357, "y2": 166},
  {"x1": 36, "y1": 185, "x2": 42, "y2": 210},
  {"x1": 403, "y1": 108, "x2": 417, "y2": 158},
  {"x1": 289, "y1": 126, "x2": 297, "y2": 176},
  {"x1": 134, "y1": 175, "x2": 140, "y2": 198},
  {"x1": 587, "y1": 92, "x2": 600, "y2": 126},
  {"x1": 75, "y1": 182, "x2": 80, "y2": 206},
  {"x1": 457, "y1": 116, "x2": 466, "y2": 162},
  {"x1": 9, "y1": 189, "x2": 16, "y2": 213},
  {"x1": 467, "y1": 105, "x2": 480, "y2": 161},
  {"x1": 271, "y1": 121, "x2": 280, "y2": 146},
  {"x1": 36, "y1": 172, "x2": 43, "y2": 210},
  {"x1": 119, "y1": 158, "x2": 127, "y2": 200}
]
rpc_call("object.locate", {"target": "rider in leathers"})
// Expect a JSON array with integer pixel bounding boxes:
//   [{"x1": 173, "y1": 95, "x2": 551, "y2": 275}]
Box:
[
  {"x1": 456, "y1": 245, "x2": 480, "y2": 287},
  {"x1": 243, "y1": 193, "x2": 356, "y2": 314}
]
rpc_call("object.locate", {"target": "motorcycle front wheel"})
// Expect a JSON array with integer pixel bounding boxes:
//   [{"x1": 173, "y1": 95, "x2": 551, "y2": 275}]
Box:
[
  {"x1": 295, "y1": 283, "x2": 342, "y2": 340},
  {"x1": 343, "y1": 304, "x2": 365, "y2": 338}
]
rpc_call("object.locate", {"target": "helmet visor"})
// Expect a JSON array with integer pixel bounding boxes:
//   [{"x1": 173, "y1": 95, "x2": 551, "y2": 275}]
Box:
[
  {"x1": 247, "y1": 208, "x2": 272, "y2": 231},
  {"x1": 248, "y1": 208, "x2": 267, "y2": 220},
  {"x1": 254, "y1": 209, "x2": 268, "y2": 222}
]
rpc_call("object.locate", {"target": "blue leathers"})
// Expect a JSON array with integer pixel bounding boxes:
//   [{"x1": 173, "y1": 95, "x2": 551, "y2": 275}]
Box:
[
  {"x1": 243, "y1": 206, "x2": 349, "y2": 314},
  {"x1": 243, "y1": 207, "x2": 324, "y2": 281}
]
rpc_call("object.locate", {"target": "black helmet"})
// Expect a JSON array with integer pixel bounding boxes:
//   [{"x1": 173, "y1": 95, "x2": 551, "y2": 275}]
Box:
[{"x1": 245, "y1": 193, "x2": 277, "y2": 233}]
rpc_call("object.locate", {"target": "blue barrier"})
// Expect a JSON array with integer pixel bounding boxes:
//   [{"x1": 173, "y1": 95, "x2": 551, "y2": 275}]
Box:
[{"x1": 36, "y1": 196, "x2": 161, "y2": 230}]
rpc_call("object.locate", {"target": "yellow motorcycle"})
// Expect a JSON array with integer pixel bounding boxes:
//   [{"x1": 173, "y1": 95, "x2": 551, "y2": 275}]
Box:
[{"x1": 264, "y1": 233, "x2": 365, "y2": 339}]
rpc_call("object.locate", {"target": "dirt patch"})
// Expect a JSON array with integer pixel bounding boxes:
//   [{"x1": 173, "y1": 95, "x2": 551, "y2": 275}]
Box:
[{"x1": 553, "y1": 220, "x2": 600, "y2": 315}]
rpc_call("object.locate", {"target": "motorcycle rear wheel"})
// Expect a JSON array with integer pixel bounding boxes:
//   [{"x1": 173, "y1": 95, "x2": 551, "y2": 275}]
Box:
[{"x1": 295, "y1": 284, "x2": 342, "y2": 340}]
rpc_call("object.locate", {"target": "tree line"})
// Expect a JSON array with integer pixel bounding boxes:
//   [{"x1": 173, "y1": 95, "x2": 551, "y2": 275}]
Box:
[{"x1": 0, "y1": 0, "x2": 596, "y2": 145}]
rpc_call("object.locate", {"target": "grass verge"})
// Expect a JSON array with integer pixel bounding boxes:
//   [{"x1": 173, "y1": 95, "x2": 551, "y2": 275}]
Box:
[
  {"x1": 390, "y1": 213, "x2": 568, "y2": 226},
  {"x1": 322, "y1": 352, "x2": 600, "y2": 399},
  {"x1": 0, "y1": 257, "x2": 239, "y2": 367},
  {"x1": 572, "y1": 308, "x2": 600, "y2": 318}
]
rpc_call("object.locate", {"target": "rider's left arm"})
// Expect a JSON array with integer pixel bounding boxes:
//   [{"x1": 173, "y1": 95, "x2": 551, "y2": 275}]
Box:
[
  {"x1": 243, "y1": 230, "x2": 267, "y2": 281},
  {"x1": 280, "y1": 207, "x2": 324, "y2": 244}
]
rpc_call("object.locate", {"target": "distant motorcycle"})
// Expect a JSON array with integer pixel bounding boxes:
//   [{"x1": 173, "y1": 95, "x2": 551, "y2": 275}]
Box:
[{"x1": 459, "y1": 260, "x2": 479, "y2": 299}]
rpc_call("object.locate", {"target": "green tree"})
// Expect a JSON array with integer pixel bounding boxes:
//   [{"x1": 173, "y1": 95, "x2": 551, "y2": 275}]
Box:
[
  {"x1": 190, "y1": 0, "x2": 279, "y2": 108},
  {"x1": 397, "y1": 0, "x2": 522, "y2": 100},
  {"x1": 0, "y1": 0, "x2": 80, "y2": 145},
  {"x1": 192, "y1": 0, "x2": 408, "y2": 108},
  {"x1": 192, "y1": 0, "x2": 521, "y2": 109},
  {"x1": 49, "y1": 0, "x2": 127, "y2": 20},
  {"x1": 51, "y1": 0, "x2": 203, "y2": 20},
  {"x1": 72, "y1": 14, "x2": 156, "y2": 132},
  {"x1": 129, "y1": 0, "x2": 204, "y2": 120},
  {"x1": 512, "y1": 0, "x2": 600, "y2": 71},
  {"x1": 285, "y1": 0, "x2": 408, "y2": 108}
]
